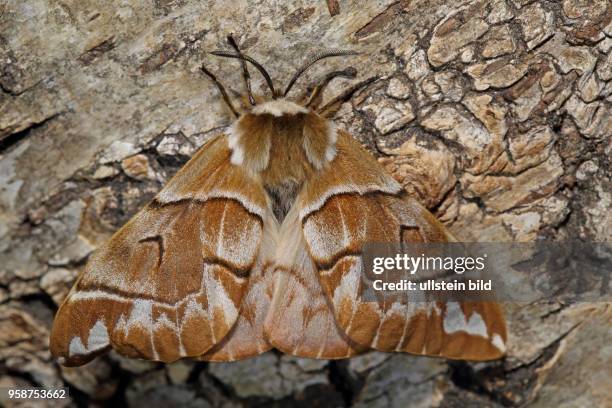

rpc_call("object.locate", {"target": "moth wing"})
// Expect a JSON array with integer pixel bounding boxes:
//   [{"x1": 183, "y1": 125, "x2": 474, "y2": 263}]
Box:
[
  {"x1": 299, "y1": 131, "x2": 507, "y2": 360},
  {"x1": 50, "y1": 135, "x2": 269, "y2": 366},
  {"x1": 262, "y1": 203, "x2": 366, "y2": 359},
  {"x1": 199, "y1": 213, "x2": 278, "y2": 362}
]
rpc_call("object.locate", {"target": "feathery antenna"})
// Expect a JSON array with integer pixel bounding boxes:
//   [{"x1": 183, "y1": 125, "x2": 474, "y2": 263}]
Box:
[
  {"x1": 211, "y1": 51, "x2": 277, "y2": 98},
  {"x1": 305, "y1": 67, "x2": 357, "y2": 108},
  {"x1": 200, "y1": 64, "x2": 240, "y2": 118},
  {"x1": 284, "y1": 50, "x2": 359, "y2": 97},
  {"x1": 227, "y1": 35, "x2": 256, "y2": 105}
]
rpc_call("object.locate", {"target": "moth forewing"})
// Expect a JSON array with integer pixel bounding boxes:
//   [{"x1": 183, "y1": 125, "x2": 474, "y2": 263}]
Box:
[
  {"x1": 298, "y1": 132, "x2": 507, "y2": 361},
  {"x1": 199, "y1": 212, "x2": 279, "y2": 362},
  {"x1": 50, "y1": 134, "x2": 268, "y2": 366}
]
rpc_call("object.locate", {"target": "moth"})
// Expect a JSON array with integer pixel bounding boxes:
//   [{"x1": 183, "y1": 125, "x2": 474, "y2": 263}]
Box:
[{"x1": 50, "y1": 36, "x2": 506, "y2": 366}]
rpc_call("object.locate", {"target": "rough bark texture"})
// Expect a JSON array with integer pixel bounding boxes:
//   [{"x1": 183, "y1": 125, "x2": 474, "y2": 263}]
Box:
[{"x1": 1, "y1": 0, "x2": 610, "y2": 407}]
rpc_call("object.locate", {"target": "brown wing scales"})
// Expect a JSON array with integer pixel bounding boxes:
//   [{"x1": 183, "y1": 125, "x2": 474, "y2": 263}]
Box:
[
  {"x1": 303, "y1": 194, "x2": 507, "y2": 360},
  {"x1": 262, "y1": 205, "x2": 366, "y2": 359},
  {"x1": 299, "y1": 133, "x2": 507, "y2": 361},
  {"x1": 199, "y1": 214, "x2": 279, "y2": 362},
  {"x1": 50, "y1": 136, "x2": 266, "y2": 366}
]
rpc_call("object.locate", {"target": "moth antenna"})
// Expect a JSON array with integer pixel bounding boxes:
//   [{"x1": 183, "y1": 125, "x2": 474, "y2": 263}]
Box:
[
  {"x1": 227, "y1": 34, "x2": 256, "y2": 105},
  {"x1": 317, "y1": 75, "x2": 379, "y2": 117},
  {"x1": 210, "y1": 51, "x2": 277, "y2": 98},
  {"x1": 284, "y1": 50, "x2": 359, "y2": 97},
  {"x1": 200, "y1": 64, "x2": 240, "y2": 118},
  {"x1": 305, "y1": 67, "x2": 357, "y2": 108}
]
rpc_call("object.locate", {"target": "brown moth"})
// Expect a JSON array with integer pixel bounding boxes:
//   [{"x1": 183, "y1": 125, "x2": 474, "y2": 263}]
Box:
[{"x1": 50, "y1": 36, "x2": 506, "y2": 366}]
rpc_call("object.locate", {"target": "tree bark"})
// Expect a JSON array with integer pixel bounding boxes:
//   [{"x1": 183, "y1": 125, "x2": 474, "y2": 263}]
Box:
[{"x1": 1, "y1": 0, "x2": 610, "y2": 407}]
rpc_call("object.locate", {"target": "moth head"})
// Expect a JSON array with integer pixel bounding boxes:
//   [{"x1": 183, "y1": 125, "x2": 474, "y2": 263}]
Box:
[{"x1": 202, "y1": 35, "x2": 359, "y2": 118}]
